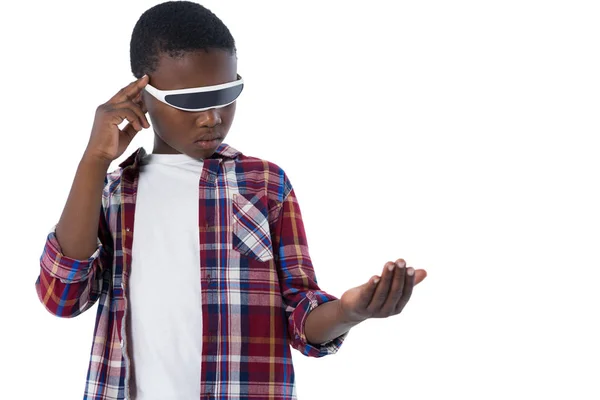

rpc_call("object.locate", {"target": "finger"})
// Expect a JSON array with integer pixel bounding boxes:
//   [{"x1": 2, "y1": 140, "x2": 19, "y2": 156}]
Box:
[
  {"x1": 132, "y1": 89, "x2": 147, "y2": 107},
  {"x1": 394, "y1": 266, "x2": 415, "y2": 314},
  {"x1": 366, "y1": 261, "x2": 395, "y2": 313},
  {"x1": 120, "y1": 121, "x2": 140, "y2": 142},
  {"x1": 131, "y1": 91, "x2": 149, "y2": 116},
  {"x1": 134, "y1": 93, "x2": 149, "y2": 114},
  {"x1": 414, "y1": 269, "x2": 427, "y2": 285},
  {"x1": 110, "y1": 107, "x2": 144, "y2": 132},
  {"x1": 107, "y1": 75, "x2": 149, "y2": 105},
  {"x1": 116, "y1": 99, "x2": 150, "y2": 128},
  {"x1": 380, "y1": 259, "x2": 407, "y2": 315}
]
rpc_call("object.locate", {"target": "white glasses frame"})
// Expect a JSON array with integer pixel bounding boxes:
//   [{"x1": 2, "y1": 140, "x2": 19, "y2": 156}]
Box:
[{"x1": 144, "y1": 74, "x2": 244, "y2": 112}]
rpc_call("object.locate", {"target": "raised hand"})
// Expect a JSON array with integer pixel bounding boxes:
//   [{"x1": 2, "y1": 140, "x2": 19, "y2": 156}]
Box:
[{"x1": 84, "y1": 75, "x2": 151, "y2": 164}]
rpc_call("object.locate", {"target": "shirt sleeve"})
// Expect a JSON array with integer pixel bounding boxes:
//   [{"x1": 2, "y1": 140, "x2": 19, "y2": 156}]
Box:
[
  {"x1": 35, "y1": 204, "x2": 112, "y2": 318},
  {"x1": 271, "y1": 172, "x2": 348, "y2": 357}
]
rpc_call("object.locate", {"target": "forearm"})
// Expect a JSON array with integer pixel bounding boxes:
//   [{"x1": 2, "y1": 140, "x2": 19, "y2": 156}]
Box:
[
  {"x1": 55, "y1": 154, "x2": 110, "y2": 259},
  {"x1": 304, "y1": 300, "x2": 362, "y2": 345}
]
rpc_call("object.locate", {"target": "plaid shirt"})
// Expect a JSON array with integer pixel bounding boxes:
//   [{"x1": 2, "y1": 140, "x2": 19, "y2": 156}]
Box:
[{"x1": 35, "y1": 143, "x2": 346, "y2": 400}]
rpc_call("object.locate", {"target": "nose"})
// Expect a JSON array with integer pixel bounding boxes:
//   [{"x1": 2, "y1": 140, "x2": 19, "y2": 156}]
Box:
[{"x1": 195, "y1": 108, "x2": 222, "y2": 128}]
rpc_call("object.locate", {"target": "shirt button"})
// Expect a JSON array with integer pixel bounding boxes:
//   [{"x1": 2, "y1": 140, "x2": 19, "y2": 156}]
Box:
[{"x1": 126, "y1": 227, "x2": 130, "y2": 232}]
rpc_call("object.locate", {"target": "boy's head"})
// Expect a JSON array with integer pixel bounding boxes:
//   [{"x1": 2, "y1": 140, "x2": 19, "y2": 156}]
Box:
[{"x1": 130, "y1": 1, "x2": 237, "y2": 159}]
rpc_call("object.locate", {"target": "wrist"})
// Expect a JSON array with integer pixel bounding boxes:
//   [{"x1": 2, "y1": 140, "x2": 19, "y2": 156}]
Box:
[
  {"x1": 336, "y1": 299, "x2": 367, "y2": 325},
  {"x1": 81, "y1": 150, "x2": 112, "y2": 169}
]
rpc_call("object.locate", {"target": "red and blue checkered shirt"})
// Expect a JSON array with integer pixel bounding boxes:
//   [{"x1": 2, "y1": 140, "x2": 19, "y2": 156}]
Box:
[{"x1": 35, "y1": 143, "x2": 346, "y2": 400}]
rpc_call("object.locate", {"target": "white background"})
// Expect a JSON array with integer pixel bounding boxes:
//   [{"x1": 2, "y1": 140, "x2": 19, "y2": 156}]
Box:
[{"x1": 1, "y1": 0, "x2": 599, "y2": 399}]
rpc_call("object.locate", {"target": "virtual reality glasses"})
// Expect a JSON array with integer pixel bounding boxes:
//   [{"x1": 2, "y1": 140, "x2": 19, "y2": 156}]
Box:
[{"x1": 144, "y1": 74, "x2": 244, "y2": 112}]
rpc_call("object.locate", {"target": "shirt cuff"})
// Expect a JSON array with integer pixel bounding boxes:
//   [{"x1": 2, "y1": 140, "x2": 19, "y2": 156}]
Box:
[
  {"x1": 40, "y1": 224, "x2": 103, "y2": 283},
  {"x1": 291, "y1": 290, "x2": 348, "y2": 357}
]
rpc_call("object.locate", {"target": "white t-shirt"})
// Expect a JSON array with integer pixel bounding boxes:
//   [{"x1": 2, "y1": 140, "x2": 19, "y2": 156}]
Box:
[{"x1": 129, "y1": 152, "x2": 205, "y2": 400}]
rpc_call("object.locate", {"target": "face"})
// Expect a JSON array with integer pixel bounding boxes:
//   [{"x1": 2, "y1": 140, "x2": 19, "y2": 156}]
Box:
[{"x1": 141, "y1": 49, "x2": 237, "y2": 159}]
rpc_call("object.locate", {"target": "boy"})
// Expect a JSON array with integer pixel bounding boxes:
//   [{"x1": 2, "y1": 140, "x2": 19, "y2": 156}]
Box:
[{"x1": 35, "y1": 2, "x2": 427, "y2": 399}]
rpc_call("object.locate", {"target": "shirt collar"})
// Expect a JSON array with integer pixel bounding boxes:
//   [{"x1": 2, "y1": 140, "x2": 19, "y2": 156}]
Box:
[{"x1": 118, "y1": 142, "x2": 243, "y2": 169}]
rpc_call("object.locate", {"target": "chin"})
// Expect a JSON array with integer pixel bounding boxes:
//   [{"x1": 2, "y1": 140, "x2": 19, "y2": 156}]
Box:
[{"x1": 188, "y1": 146, "x2": 217, "y2": 159}]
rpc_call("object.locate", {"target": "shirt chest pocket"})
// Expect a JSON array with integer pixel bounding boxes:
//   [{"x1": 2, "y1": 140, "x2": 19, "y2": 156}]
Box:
[{"x1": 231, "y1": 191, "x2": 274, "y2": 262}]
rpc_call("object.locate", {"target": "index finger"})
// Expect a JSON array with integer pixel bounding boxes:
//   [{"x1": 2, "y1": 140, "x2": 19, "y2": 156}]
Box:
[{"x1": 107, "y1": 74, "x2": 149, "y2": 105}]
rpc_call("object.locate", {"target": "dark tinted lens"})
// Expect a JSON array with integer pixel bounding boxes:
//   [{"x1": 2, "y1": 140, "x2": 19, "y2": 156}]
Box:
[{"x1": 164, "y1": 84, "x2": 243, "y2": 110}]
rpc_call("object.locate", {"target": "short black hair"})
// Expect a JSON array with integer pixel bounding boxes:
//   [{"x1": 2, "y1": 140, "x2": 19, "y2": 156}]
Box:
[{"x1": 130, "y1": 1, "x2": 236, "y2": 78}]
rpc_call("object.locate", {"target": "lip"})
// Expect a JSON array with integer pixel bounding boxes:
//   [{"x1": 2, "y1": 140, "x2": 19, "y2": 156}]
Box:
[
  {"x1": 195, "y1": 136, "x2": 221, "y2": 142},
  {"x1": 194, "y1": 137, "x2": 222, "y2": 149}
]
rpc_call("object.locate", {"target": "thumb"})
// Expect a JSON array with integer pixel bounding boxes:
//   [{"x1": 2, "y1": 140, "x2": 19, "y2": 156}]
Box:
[{"x1": 356, "y1": 275, "x2": 380, "y2": 308}]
